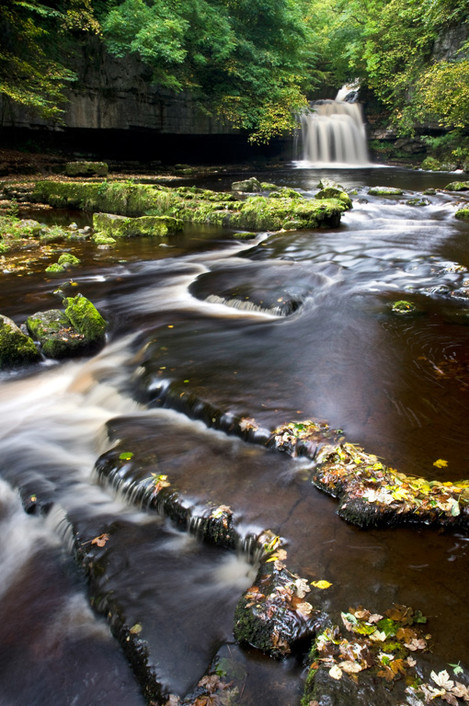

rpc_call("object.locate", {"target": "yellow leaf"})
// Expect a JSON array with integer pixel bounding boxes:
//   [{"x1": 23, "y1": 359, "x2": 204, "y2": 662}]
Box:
[
  {"x1": 433, "y1": 459, "x2": 448, "y2": 469},
  {"x1": 312, "y1": 580, "x2": 332, "y2": 590}
]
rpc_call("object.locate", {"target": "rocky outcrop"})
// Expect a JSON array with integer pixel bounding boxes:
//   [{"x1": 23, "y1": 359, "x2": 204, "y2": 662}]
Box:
[{"x1": 0, "y1": 38, "x2": 236, "y2": 136}]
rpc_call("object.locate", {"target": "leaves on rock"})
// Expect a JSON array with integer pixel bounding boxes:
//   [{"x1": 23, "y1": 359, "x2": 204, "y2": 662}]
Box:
[{"x1": 91, "y1": 533, "x2": 110, "y2": 547}]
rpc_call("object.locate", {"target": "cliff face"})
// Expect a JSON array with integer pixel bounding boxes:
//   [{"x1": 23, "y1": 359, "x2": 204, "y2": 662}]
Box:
[{"x1": 0, "y1": 39, "x2": 236, "y2": 135}]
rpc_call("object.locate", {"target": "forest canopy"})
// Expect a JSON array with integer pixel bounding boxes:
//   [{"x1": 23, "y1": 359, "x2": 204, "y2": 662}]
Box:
[{"x1": 0, "y1": 0, "x2": 468, "y2": 142}]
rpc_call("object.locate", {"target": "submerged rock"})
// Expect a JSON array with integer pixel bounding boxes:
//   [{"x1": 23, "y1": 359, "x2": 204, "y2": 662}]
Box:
[{"x1": 0, "y1": 314, "x2": 41, "y2": 368}]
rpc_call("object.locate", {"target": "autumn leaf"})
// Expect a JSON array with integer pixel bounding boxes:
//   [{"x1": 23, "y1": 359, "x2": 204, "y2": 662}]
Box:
[
  {"x1": 312, "y1": 580, "x2": 332, "y2": 590},
  {"x1": 294, "y1": 577, "x2": 310, "y2": 598},
  {"x1": 91, "y1": 533, "x2": 110, "y2": 547},
  {"x1": 129, "y1": 623, "x2": 142, "y2": 635},
  {"x1": 338, "y1": 660, "x2": 364, "y2": 674},
  {"x1": 431, "y1": 669, "x2": 454, "y2": 690},
  {"x1": 433, "y1": 458, "x2": 448, "y2": 469},
  {"x1": 296, "y1": 601, "x2": 313, "y2": 617},
  {"x1": 329, "y1": 664, "x2": 342, "y2": 680}
]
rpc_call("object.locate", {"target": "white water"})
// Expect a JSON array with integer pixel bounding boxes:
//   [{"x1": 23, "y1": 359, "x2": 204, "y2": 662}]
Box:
[{"x1": 297, "y1": 98, "x2": 369, "y2": 166}]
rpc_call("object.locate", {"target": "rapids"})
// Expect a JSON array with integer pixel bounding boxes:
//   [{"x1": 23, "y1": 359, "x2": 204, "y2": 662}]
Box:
[{"x1": 0, "y1": 165, "x2": 468, "y2": 705}]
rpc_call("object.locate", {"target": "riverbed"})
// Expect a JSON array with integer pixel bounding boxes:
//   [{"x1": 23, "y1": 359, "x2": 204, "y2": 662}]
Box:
[{"x1": 0, "y1": 165, "x2": 468, "y2": 705}]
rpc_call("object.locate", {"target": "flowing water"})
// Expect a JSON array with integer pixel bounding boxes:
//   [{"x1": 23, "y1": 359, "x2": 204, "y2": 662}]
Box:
[
  {"x1": 0, "y1": 166, "x2": 469, "y2": 705},
  {"x1": 296, "y1": 100, "x2": 369, "y2": 166}
]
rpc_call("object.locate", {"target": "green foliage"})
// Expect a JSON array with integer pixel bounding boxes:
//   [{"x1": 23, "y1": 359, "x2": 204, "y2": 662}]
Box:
[
  {"x1": 312, "y1": 0, "x2": 469, "y2": 136},
  {"x1": 0, "y1": 0, "x2": 99, "y2": 119},
  {"x1": 102, "y1": 0, "x2": 318, "y2": 141}
]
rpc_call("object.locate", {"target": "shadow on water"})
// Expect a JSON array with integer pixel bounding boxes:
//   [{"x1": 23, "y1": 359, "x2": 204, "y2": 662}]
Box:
[{"x1": 0, "y1": 165, "x2": 468, "y2": 704}]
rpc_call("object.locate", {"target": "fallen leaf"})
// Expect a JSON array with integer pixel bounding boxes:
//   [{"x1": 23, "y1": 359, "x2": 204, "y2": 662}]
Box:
[
  {"x1": 329, "y1": 665, "x2": 342, "y2": 680},
  {"x1": 296, "y1": 601, "x2": 313, "y2": 617},
  {"x1": 431, "y1": 669, "x2": 454, "y2": 690},
  {"x1": 91, "y1": 533, "x2": 110, "y2": 547},
  {"x1": 433, "y1": 459, "x2": 448, "y2": 469},
  {"x1": 294, "y1": 577, "x2": 310, "y2": 598},
  {"x1": 129, "y1": 623, "x2": 142, "y2": 635},
  {"x1": 119, "y1": 451, "x2": 134, "y2": 461},
  {"x1": 338, "y1": 660, "x2": 364, "y2": 674},
  {"x1": 452, "y1": 682, "x2": 469, "y2": 699},
  {"x1": 312, "y1": 580, "x2": 332, "y2": 590},
  {"x1": 449, "y1": 662, "x2": 464, "y2": 676}
]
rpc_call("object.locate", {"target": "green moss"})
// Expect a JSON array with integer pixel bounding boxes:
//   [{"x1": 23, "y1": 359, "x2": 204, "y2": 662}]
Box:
[
  {"x1": 421, "y1": 156, "x2": 442, "y2": 171},
  {"x1": 93, "y1": 233, "x2": 117, "y2": 245},
  {"x1": 455, "y1": 208, "x2": 469, "y2": 221},
  {"x1": 316, "y1": 188, "x2": 353, "y2": 208},
  {"x1": 368, "y1": 186, "x2": 404, "y2": 196},
  {"x1": 0, "y1": 314, "x2": 41, "y2": 367},
  {"x1": 64, "y1": 161, "x2": 108, "y2": 177},
  {"x1": 391, "y1": 300, "x2": 417, "y2": 314},
  {"x1": 63, "y1": 294, "x2": 107, "y2": 344},
  {"x1": 92, "y1": 213, "x2": 182, "y2": 238},
  {"x1": 58, "y1": 253, "x2": 81, "y2": 266},
  {"x1": 26, "y1": 309, "x2": 86, "y2": 358},
  {"x1": 45, "y1": 262, "x2": 67, "y2": 273},
  {"x1": 445, "y1": 181, "x2": 469, "y2": 191},
  {"x1": 33, "y1": 180, "x2": 350, "y2": 232}
]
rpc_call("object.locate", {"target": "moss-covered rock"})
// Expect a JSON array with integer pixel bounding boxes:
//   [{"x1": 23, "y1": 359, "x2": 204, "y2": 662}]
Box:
[
  {"x1": 92, "y1": 212, "x2": 182, "y2": 238},
  {"x1": 231, "y1": 177, "x2": 262, "y2": 193},
  {"x1": 445, "y1": 181, "x2": 469, "y2": 191},
  {"x1": 26, "y1": 309, "x2": 88, "y2": 358},
  {"x1": 315, "y1": 187, "x2": 353, "y2": 208},
  {"x1": 421, "y1": 156, "x2": 442, "y2": 171},
  {"x1": 93, "y1": 233, "x2": 117, "y2": 246},
  {"x1": 406, "y1": 197, "x2": 430, "y2": 206},
  {"x1": 63, "y1": 294, "x2": 107, "y2": 345},
  {"x1": 368, "y1": 186, "x2": 404, "y2": 196},
  {"x1": 391, "y1": 300, "x2": 417, "y2": 314},
  {"x1": 32, "y1": 180, "x2": 350, "y2": 232},
  {"x1": 229, "y1": 195, "x2": 348, "y2": 231},
  {"x1": 455, "y1": 208, "x2": 469, "y2": 221},
  {"x1": 64, "y1": 161, "x2": 108, "y2": 177},
  {"x1": 0, "y1": 314, "x2": 41, "y2": 368}
]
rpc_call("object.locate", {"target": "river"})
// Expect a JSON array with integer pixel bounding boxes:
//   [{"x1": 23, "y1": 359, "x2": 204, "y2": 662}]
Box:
[{"x1": 0, "y1": 165, "x2": 468, "y2": 705}]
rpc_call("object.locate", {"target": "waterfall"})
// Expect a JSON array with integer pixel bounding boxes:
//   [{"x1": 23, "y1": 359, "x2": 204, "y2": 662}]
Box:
[{"x1": 297, "y1": 96, "x2": 369, "y2": 166}]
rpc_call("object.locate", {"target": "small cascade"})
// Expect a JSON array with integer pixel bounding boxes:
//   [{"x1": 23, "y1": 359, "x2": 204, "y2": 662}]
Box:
[{"x1": 297, "y1": 96, "x2": 369, "y2": 165}]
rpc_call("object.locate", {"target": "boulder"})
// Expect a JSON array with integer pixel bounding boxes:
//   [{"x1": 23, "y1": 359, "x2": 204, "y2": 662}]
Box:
[
  {"x1": 231, "y1": 177, "x2": 262, "y2": 193},
  {"x1": 63, "y1": 294, "x2": 107, "y2": 346},
  {"x1": 446, "y1": 181, "x2": 469, "y2": 191},
  {"x1": 455, "y1": 208, "x2": 469, "y2": 221},
  {"x1": 26, "y1": 309, "x2": 90, "y2": 359},
  {"x1": 0, "y1": 314, "x2": 41, "y2": 368}
]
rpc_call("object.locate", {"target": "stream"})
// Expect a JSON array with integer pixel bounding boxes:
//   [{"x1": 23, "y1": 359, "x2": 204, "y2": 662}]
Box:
[{"x1": 0, "y1": 165, "x2": 468, "y2": 705}]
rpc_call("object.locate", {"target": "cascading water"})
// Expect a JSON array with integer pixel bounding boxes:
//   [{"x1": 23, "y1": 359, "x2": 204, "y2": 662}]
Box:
[{"x1": 297, "y1": 94, "x2": 369, "y2": 165}]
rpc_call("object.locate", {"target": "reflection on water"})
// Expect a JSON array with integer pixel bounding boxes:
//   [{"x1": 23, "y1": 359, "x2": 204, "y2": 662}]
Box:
[{"x1": 0, "y1": 166, "x2": 468, "y2": 704}]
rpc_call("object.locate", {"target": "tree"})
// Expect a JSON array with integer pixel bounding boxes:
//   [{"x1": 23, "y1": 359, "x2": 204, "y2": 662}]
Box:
[
  {"x1": 0, "y1": 0, "x2": 99, "y2": 120},
  {"x1": 101, "y1": 0, "x2": 319, "y2": 141}
]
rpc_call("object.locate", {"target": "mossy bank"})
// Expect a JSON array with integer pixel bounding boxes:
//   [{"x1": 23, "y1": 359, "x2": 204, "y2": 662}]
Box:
[{"x1": 31, "y1": 180, "x2": 351, "y2": 231}]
